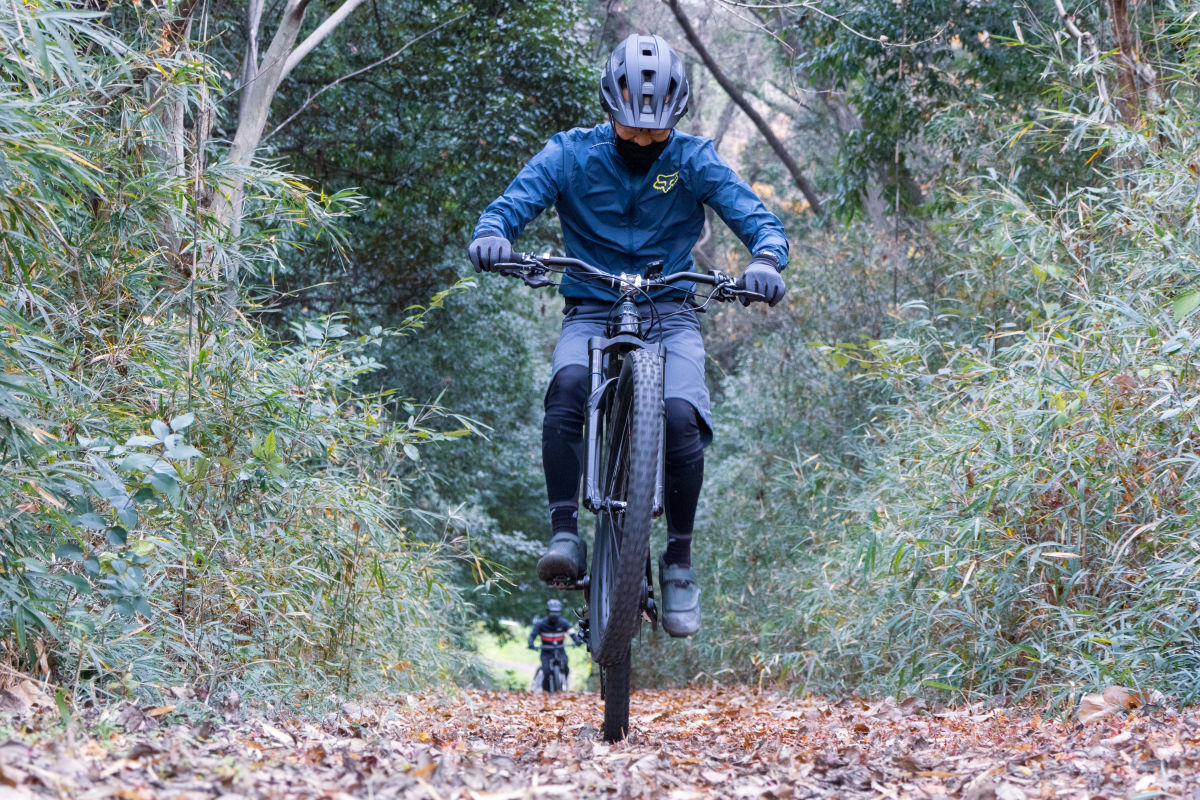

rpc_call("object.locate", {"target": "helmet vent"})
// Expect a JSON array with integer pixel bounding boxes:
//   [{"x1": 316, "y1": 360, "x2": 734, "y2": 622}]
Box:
[{"x1": 600, "y1": 33, "x2": 690, "y2": 129}]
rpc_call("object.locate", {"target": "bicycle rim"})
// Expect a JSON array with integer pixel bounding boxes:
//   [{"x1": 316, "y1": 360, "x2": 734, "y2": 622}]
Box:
[{"x1": 590, "y1": 348, "x2": 661, "y2": 666}]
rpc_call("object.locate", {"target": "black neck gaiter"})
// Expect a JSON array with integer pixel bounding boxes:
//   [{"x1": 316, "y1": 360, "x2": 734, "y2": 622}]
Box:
[{"x1": 615, "y1": 134, "x2": 670, "y2": 173}]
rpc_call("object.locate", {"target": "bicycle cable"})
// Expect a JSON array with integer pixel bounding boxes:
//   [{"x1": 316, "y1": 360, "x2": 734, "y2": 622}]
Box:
[{"x1": 511, "y1": 258, "x2": 738, "y2": 336}]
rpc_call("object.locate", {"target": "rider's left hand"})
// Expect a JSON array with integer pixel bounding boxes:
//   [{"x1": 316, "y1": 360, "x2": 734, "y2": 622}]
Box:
[
  {"x1": 467, "y1": 234, "x2": 512, "y2": 273},
  {"x1": 735, "y1": 255, "x2": 786, "y2": 307}
]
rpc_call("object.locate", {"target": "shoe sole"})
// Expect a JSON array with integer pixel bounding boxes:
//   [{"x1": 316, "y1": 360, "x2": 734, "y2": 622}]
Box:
[
  {"x1": 537, "y1": 553, "x2": 582, "y2": 584},
  {"x1": 662, "y1": 615, "x2": 700, "y2": 638}
]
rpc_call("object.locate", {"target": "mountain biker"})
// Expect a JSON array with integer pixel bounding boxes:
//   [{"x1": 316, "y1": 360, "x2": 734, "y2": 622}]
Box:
[
  {"x1": 528, "y1": 599, "x2": 580, "y2": 691},
  {"x1": 468, "y1": 33, "x2": 789, "y2": 639}
]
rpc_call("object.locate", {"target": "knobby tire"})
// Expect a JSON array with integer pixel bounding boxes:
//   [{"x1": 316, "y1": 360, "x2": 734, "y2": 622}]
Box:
[
  {"x1": 590, "y1": 347, "x2": 660, "y2": 742},
  {"x1": 590, "y1": 348, "x2": 660, "y2": 666},
  {"x1": 601, "y1": 649, "x2": 632, "y2": 742},
  {"x1": 550, "y1": 660, "x2": 565, "y2": 692}
]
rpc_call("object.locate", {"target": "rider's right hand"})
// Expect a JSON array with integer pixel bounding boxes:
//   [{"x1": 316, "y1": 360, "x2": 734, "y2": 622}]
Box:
[
  {"x1": 735, "y1": 254, "x2": 786, "y2": 307},
  {"x1": 467, "y1": 234, "x2": 512, "y2": 273}
]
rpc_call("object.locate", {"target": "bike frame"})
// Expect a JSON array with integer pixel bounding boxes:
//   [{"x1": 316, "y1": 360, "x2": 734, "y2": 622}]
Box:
[
  {"x1": 496, "y1": 253, "x2": 756, "y2": 591},
  {"x1": 582, "y1": 291, "x2": 666, "y2": 519},
  {"x1": 494, "y1": 252, "x2": 764, "y2": 741},
  {"x1": 536, "y1": 645, "x2": 570, "y2": 691}
]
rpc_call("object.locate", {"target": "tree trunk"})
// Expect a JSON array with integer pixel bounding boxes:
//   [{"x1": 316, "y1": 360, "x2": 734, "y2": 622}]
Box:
[
  {"x1": 1109, "y1": 0, "x2": 1139, "y2": 124},
  {"x1": 213, "y1": 0, "x2": 312, "y2": 243},
  {"x1": 151, "y1": 6, "x2": 199, "y2": 276},
  {"x1": 710, "y1": 96, "x2": 737, "y2": 153},
  {"x1": 664, "y1": 0, "x2": 822, "y2": 216},
  {"x1": 208, "y1": 0, "x2": 367, "y2": 301},
  {"x1": 607, "y1": 0, "x2": 632, "y2": 43},
  {"x1": 1107, "y1": 0, "x2": 1156, "y2": 126}
]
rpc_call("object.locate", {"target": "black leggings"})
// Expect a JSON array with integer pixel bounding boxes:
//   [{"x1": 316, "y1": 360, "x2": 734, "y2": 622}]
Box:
[
  {"x1": 539, "y1": 647, "x2": 569, "y2": 690},
  {"x1": 542, "y1": 365, "x2": 705, "y2": 543}
]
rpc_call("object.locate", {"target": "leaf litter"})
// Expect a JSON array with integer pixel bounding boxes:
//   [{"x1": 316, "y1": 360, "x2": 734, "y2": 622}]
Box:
[{"x1": 1, "y1": 683, "x2": 1199, "y2": 798}]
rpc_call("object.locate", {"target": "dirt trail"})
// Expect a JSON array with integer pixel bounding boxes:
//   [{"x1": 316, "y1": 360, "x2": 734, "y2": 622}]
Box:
[
  {"x1": 481, "y1": 656, "x2": 537, "y2": 683},
  {"x1": 1, "y1": 685, "x2": 1198, "y2": 798}
]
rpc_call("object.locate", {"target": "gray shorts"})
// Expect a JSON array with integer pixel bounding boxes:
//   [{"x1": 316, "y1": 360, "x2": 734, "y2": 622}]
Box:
[{"x1": 550, "y1": 300, "x2": 713, "y2": 442}]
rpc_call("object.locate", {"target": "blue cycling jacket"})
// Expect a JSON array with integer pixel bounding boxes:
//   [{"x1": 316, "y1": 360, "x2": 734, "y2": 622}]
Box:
[{"x1": 472, "y1": 123, "x2": 789, "y2": 302}]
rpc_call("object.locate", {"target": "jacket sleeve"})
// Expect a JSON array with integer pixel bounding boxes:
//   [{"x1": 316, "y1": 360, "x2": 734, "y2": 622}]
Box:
[
  {"x1": 690, "y1": 141, "x2": 790, "y2": 269},
  {"x1": 473, "y1": 134, "x2": 567, "y2": 241},
  {"x1": 528, "y1": 619, "x2": 542, "y2": 648}
]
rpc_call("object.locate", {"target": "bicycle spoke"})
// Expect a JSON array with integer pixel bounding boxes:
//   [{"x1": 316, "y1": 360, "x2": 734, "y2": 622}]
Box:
[
  {"x1": 598, "y1": 509, "x2": 618, "y2": 625},
  {"x1": 604, "y1": 414, "x2": 631, "y2": 550}
]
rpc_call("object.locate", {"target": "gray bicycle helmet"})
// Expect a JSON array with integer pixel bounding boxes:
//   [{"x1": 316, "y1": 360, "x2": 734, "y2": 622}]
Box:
[
  {"x1": 600, "y1": 34, "x2": 690, "y2": 130},
  {"x1": 547, "y1": 599, "x2": 563, "y2": 614}
]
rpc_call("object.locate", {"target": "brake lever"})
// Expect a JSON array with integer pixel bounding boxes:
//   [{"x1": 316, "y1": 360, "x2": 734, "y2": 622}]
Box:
[
  {"x1": 522, "y1": 273, "x2": 555, "y2": 288},
  {"x1": 493, "y1": 259, "x2": 552, "y2": 287}
]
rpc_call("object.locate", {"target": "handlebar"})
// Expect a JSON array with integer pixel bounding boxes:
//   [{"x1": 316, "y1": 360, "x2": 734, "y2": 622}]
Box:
[{"x1": 493, "y1": 252, "x2": 765, "y2": 304}]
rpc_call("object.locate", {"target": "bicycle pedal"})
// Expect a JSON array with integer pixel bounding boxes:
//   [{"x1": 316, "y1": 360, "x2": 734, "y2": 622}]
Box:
[
  {"x1": 643, "y1": 597, "x2": 658, "y2": 630},
  {"x1": 547, "y1": 576, "x2": 585, "y2": 591}
]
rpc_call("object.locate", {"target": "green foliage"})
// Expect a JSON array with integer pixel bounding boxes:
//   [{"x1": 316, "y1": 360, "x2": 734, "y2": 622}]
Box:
[
  {"x1": 644, "y1": 9, "x2": 1200, "y2": 704},
  {"x1": 383, "y1": 276, "x2": 559, "y2": 627},
  {"x1": 235, "y1": 0, "x2": 598, "y2": 627},
  {"x1": 261, "y1": 0, "x2": 599, "y2": 306},
  {"x1": 0, "y1": 2, "x2": 479, "y2": 701},
  {"x1": 784, "y1": 0, "x2": 1083, "y2": 218}
]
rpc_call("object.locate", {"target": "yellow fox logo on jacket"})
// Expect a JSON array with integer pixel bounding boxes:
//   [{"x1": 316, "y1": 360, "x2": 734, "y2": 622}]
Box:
[{"x1": 653, "y1": 172, "x2": 679, "y2": 193}]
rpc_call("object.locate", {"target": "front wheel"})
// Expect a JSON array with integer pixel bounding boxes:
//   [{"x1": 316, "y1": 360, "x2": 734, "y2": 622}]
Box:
[
  {"x1": 589, "y1": 347, "x2": 661, "y2": 667},
  {"x1": 549, "y1": 660, "x2": 567, "y2": 692},
  {"x1": 601, "y1": 648, "x2": 632, "y2": 742}
]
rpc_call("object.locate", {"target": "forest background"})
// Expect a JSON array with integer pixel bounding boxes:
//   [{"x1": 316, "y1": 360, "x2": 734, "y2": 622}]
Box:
[{"x1": 2, "y1": 0, "x2": 1198, "y2": 711}]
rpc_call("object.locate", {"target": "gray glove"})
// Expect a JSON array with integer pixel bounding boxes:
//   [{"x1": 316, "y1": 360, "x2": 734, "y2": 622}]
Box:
[
  {"x1": 735, "y1": 255, "x2": 786, "y2": 306},
  {"x1": 467, "y1": 234, "x2": 512, "y2": 273}
]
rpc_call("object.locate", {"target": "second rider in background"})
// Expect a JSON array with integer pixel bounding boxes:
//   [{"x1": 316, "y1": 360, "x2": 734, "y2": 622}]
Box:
[
  {"x1": 528, "y1": 599, "x2": 581, "y2": 691},
  {"x1": 468, "y1": 34, "x2": 790, "y2": 638}
]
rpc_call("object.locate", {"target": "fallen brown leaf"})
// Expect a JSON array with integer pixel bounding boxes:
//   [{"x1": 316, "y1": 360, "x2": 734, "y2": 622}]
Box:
[{"x1": 0, "y1": 684, "x2": 1196, "y2": 799}]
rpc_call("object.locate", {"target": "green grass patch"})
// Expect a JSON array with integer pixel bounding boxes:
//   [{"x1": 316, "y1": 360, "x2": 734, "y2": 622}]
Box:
[{"x1": 475, "y1": 621, "x2": 592, "y2": 691}]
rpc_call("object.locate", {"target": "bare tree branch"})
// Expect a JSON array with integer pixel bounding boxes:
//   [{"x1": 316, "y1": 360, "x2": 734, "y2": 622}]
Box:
[
  {"x1": 264, "y1": 12, "x2": 467, "y2": 142},
  {"x1": 282, "y1": 0, "x2": 369, "y2": 80},
  {"x1": 716, "y1": 0, "x2": 947, "y2": 48},
  {"x1": 664, "y1": 0, "x2": 823, "y2": 215},
  {"x1": 1054, "y1": 0, "x2": 1097, "y2": 56},
  {"x1": 1054, "y1": 0, "x2": 1110, "y2": 114},
  {"x1": 240, "y1": 0, "x2": 266, "y2": 122}
]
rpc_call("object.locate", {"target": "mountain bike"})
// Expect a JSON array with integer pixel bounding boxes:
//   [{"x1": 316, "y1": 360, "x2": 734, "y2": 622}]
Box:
[
  {"x1": 532, "y1": 648, "x2": 569, "y2": 692},
  {"x1": 495, "y1": 253, "x2": 763, "y2": 742}
]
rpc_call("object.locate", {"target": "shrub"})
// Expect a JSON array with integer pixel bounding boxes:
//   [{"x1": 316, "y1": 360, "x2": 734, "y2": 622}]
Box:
[{"x1": 0, "y1": 2, "x2": 480, "y2": 702}]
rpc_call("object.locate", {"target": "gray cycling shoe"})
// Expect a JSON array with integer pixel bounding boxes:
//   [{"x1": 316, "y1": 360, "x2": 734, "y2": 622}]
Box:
[
  {"x1": 537, "y1": 531, "x2": 588, "y2": 583},
  {"x1": 659, "y1": 557, "x2": 701, "y2": 638}
]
